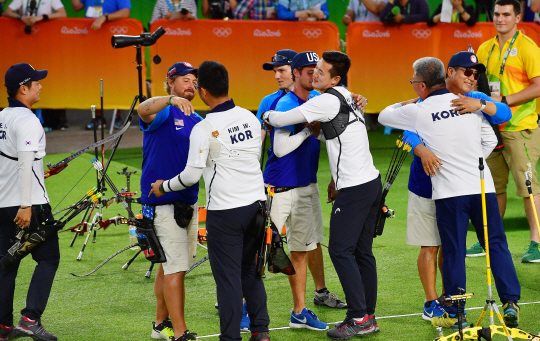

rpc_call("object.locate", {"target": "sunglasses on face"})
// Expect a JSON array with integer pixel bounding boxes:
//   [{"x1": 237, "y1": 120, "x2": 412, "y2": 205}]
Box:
[
  {"x1": 457, "y1": 67, "x2": 480, "y2": 80},
  {"x1": 272, "y1": 54, "x2": 292, "y2": 63}
]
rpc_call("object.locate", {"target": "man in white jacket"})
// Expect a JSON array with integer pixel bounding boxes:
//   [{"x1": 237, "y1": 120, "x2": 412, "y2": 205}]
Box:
[{"x1": 379, "y1": 57, "x2": 520, "y2": 330}]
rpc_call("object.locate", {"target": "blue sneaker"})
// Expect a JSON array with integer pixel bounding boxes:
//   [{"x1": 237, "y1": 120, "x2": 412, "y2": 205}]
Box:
[
  {"x1": 290, "y1": 308, "x2": 328, "y2": 331},
  {"x1": 422, "y1": 300, "x2": 446, "y2": 321},
  {"x1": 241, "y1": 302, "x2": 250, "y2": 332}
]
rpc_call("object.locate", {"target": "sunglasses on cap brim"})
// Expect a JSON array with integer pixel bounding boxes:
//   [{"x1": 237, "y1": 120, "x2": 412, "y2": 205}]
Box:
[{"x1": 272, "y1": 54, "x2": 292, "y2": 63}]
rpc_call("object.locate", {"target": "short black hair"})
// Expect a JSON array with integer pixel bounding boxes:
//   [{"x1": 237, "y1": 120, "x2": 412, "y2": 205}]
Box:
[
  {"x1": 198, "y1": 60, "x2": 228, "y2": 98},
  {"x1": 6, "y1": 80, "x2": 32, "y2": 99},
  {"x1": 291, "y1": 66, "x2": 305, "y2": 82},
  {"x1": 322, "y1": 51, "x2": 351, "y2": 80},
  {"x1": 495, "y1": 0, "x2": 521, "y2": 15}
]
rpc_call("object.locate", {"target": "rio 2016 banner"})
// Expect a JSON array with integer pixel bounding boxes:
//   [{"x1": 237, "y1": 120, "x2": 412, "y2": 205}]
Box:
[
  {"x1": 149, "y1": 20, "x2": 340, "y2": 111},
  {"x1": 347, "y1": 22, "x2": 540, "y2": 113},
  {"x1": 0, "y1": 18, "x2": 144, "y2": 110}
]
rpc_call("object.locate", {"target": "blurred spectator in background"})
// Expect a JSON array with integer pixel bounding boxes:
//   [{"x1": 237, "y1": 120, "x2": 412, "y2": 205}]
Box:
[
  {"x1": 3, "y1": 0, "x2": 66, "y2": 27},
  {"x1": 71, "y1": 0, "x2": 131, "y2": 30},
  {"x1": 379, "y1": 0, "x2": 429, "y2": 25},
  {"x1": 202, "y1": 0, "x2": 237, "y2": 18},
  {"x1": 233, "y1": 0, "x2": 276, "y2": 19},
  {"x1": 343, "y1": 0, "x2": 387, "y2": 25},
  {"x1": 0, "y1": 0, "x2": 6, "y2": 16},
  {"x1": 521, "y1": 0, "x2": 540, "y2": 22},
  {"x1": 277, "y1": 0, "x2": 328, "y2": 20},
  {"x1": 427, "y1": 0, "x2": 476, "y2": 26},
  {"x1": 151, "y1": 0, "x2": 197, "y2": 23}
]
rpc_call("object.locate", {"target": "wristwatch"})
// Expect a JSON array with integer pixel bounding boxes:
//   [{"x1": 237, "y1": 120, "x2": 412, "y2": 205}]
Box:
[
  {"x1": 17, "y1": 14, "x2": 22, "y2": 20},
  {"x1": 501, "y1": 96, "x2": 508, "y2": 105},
  {"x1": 479, "y1": 99, "x2": 487, "y2": 111}
]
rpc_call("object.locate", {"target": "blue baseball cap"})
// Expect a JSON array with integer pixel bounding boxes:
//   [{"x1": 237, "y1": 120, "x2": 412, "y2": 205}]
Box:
[
  {"x1": 4, "y1": 63, "x2": 48, "y2": 90},
  {"x1": 291, "y1": 51, "x2": 319, "y2": 71},
  {"x1": 167, "y1": 62, "x2": 197, "y2": 78},
  {"x1": 262, "y1": 49, "x2": 297, "y2": 71},
  {"x1": 448, "y1": 52, "x2": 486, "y2": 73}
]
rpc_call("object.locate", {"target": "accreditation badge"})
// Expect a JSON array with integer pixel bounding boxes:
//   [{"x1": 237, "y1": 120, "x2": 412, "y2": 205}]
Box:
[
  {"x1": 489, "y1": 81, "x2": 501, "y2": 97},
  {"x1": 86, "y1": 6, "x2": 103, "y2": 18}
]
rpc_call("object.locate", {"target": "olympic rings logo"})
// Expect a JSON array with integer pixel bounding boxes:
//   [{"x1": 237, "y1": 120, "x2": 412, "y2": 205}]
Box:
[
  {"x1": 110, "y1": 26, "x2": 128, "y2": 35},
  {"x1": 412, "y1": 29, "x2": 431, "y2": 39},
  {"x1": 303, "y1": 28, "x2": 322, "y2": 38},
  {"x1": 213, "y1": 28, "x2": 232, "y2": 37},
  {"x1": 21, "y1": 26, "x2": 39, "y2": 34}
]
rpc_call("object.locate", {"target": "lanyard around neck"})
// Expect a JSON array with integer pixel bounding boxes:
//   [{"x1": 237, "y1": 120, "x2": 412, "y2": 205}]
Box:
[
  {"x1": 295, "y1": 0, "x2": 312, "y2": 10},
  {"x1": 486, "y1": 31, "x2": 519, "y2": 80},
  {"x1": 164, "y1": 0, "x2": 181, "y2": 11},
  {"x1": 357, "y1": 2, "x2": 369, "y2": 17}
]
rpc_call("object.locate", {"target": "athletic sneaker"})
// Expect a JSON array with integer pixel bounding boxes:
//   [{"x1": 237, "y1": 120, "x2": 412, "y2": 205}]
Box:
[
  {"x1": 466, "y1": 242, "x2": 486, "y2": 257},
  {"x1": 289, "y1": 308, "x2": 328, "y2": 330},
  {"x1": 326, "y1": 315, "x2": 376, "y2": 340},
  {"x1": 503, "y1": 300, "x2": 519, "y2": 327},
  {"x1": 248, "y1": 331, "x2": 270, "y2": 341},
  {"x1": 15, "y1": 316, "x2": 57, "y2": 341},
  {"x1": 314, "y1": 289, "x2": 347, "y2": 309},
  {"x1": 0, "y1": 325, "x2": 16, "y2": 340},
  {"x1": 172, "y1": 330, "x2": 197, "y2": 341},
  {"x1": 431, "y1": 312, "x2": 467, "y2": 330},
  {"x1": 422, "y1": 300, "x2": 446, "y2": 321},
  {"x1": 369, "y1": 315, "x2": 380, "y2": 333},
  {"x1": 85, "y1": 117, "x2": 106, "y2": 130},
  {"x1": 151, "y1": 318, "x2": 174, "y2": 339},
  {"x1": 521, "y1": 241, "x2": 540, "y2": 263},
  {"x1": 241, "y1": 302, "x2": 251, "y2": 332},
  {"x1": 113, "y1": 119, "x2": 123, "y2": 130}
]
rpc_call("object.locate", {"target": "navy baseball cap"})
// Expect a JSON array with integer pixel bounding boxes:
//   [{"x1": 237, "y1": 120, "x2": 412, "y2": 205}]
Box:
[
  {"x1": 448, "y1": 52, "x2": 486, "y2": 73},
  {"x1": 167, "y1": 62, "x2": 197, "y2": 78},
  {"x1": 4, "y1": 63, "x2": 47, "y2": 89},
  {"x1": 291, "y1": 51, "x2": 319, "y2": 71},
  {"x1": 262, "y1": 49, "x2": 297, "y2": 71}
]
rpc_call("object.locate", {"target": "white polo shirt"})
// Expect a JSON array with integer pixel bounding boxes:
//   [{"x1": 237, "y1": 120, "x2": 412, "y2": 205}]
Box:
[
  {"x1": 0, "y1": 104, "x2": 49, "y2": 208},
  {"x1": 187, "y1": 100, "x2": 266, "y2": 210},
  {"x1": 379, "y1": 89, "x2": 497, "y2": 200},
  {"x1": 297, "y1": 86, "x2": 380, "y2": 190},
  {"x1": 9, "y1": 0, "x2": 64, "y2": 16}
]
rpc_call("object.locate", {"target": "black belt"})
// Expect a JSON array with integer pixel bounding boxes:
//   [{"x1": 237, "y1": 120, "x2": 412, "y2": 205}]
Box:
[
  {"x1": 0, "y1": 151, "x2": 42, "y2": 161},
  {"x1": 271, "y1": 185, "x2": 309, "y2": 194}
]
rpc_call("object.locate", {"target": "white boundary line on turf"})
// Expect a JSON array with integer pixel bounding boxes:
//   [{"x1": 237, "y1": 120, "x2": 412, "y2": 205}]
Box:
[{"x1": 196, "y1": 301, "x2": 540, "y2": 339}]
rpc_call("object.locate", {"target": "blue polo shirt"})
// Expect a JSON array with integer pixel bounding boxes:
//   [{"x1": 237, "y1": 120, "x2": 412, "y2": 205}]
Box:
[
  {"x1": 407, "y1": 90, "x2": 511, "y2": 199},
  {"x1": 140, "y1": 105, "x2": 202, "y2": 205},
  {"x1": 256, "y1": 89, "x2": 287, "y2": 123},
  {"x1": 81, "y1": 0, "x2": 131, "y2": 16},
  {"x1": 263, "y1": 90, "x2": 319, "y2": 187}
]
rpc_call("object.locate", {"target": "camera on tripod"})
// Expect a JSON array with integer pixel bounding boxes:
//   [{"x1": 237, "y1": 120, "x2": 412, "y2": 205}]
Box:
[{"x1": 111, "y1": 26, "x2": 166, "y2": 49}]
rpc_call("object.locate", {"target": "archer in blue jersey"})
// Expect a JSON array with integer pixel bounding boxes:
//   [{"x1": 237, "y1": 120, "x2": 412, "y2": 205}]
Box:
[{"x1": 137, "y1": 62, "x2": 200, "y2": 341}]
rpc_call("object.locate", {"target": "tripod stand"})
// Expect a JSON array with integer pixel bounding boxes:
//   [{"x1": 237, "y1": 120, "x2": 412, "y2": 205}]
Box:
[
  {"x1": 434, "y1": 158, "x2": 540, "y2": 341},
  {"x1": 66, "y1": 40, "x2": 151, "y2": 260}
]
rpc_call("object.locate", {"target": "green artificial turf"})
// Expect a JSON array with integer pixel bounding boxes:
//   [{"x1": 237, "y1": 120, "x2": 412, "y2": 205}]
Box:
[{"x1": 11, "y1": 130, "x2": 540, "y2": 341}]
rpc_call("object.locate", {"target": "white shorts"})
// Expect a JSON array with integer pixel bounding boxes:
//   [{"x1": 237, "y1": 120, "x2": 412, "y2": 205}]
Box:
[
  {"x1": 406, "y1": 191, "x2": 441, "y2": 247},
  {"x1": 270, "y1": 185, "x2": 317, "y2": 252},
  {"x1": 154, "y1": 203, "x2": 198, "y2": 275},
  {"x1": 310, "y1": 183, "x2": 324, "y2": 244}
]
